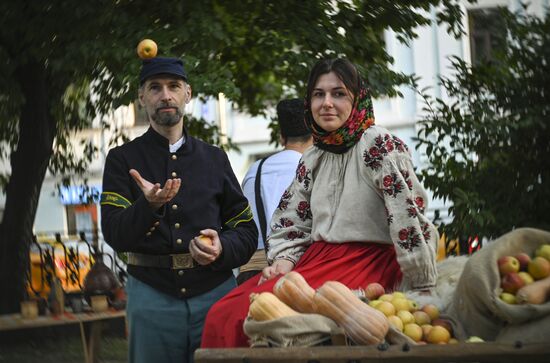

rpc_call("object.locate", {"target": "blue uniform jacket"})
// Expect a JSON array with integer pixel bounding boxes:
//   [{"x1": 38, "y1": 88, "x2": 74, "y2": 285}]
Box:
[{"x1": 100, "y1": 126, "x2": 258, "y2": 299}]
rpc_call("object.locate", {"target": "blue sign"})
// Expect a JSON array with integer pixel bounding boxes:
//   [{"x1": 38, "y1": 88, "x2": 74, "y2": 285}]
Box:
[{"x1": 59, "y1": 185, "x2": 102, "y2": 205}]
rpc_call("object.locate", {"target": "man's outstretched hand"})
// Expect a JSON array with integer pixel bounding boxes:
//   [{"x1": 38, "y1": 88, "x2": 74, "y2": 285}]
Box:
[{"x1": 130, "y1": 169, "x2": 181, "y2": 211}]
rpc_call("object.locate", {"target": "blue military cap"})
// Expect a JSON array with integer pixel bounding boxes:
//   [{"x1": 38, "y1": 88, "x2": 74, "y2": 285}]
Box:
[{"x1": 139, "y1": 57, "x2": 188, "y2": 84}]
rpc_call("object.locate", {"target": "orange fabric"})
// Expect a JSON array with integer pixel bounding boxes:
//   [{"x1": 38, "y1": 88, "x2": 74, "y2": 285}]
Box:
[{"x1": 201, "y1": 241, "x2": 402, "y2": 348}]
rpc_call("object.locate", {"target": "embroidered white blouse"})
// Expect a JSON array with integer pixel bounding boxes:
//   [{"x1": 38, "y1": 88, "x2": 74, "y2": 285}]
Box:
[{"x1": 266, "y1": 125, "x2": 438, "y2": 289}]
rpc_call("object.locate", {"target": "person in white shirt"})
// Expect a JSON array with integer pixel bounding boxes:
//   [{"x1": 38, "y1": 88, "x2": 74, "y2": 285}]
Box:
[{"x1": 237, "y1": 99, "x2": 313, "y2": 284}]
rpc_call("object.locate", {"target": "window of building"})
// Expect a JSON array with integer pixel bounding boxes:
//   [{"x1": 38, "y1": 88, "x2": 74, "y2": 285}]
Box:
[{"x1": 468, "y1": 8, "x2": 507, "y2": 65}]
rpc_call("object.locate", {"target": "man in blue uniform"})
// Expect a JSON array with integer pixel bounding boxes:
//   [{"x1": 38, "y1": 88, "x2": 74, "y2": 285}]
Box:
[{"x1": 100, "y1": 56, "x2": 257, "y2": 363}]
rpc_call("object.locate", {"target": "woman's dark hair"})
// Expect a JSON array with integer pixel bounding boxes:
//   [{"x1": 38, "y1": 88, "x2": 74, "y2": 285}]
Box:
[{"x1": 306, "y1": 58, "x2": 361, "y2": 101}]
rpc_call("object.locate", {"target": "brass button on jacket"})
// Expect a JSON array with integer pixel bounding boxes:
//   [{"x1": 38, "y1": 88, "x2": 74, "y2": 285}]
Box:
[
  {"x1": 174, "y1": 223, "x2": 181, "y2": 229},
  {"x1": 176, "y1": 239, "x2": 183, "y2": 244},
  {"x1": 171, "y1": 154, "x2": 177, "y2": 160},
  {"x1": 171, "y1": 172, "x2": 177, "y2": 177},
  {"x1": 172, "y1": 204, "x2": 178, "y2": 210}
]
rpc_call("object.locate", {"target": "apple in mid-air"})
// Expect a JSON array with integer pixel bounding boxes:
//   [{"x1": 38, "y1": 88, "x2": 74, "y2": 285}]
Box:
[{"x1": 137, "y1": 39, "x2": 158, "y2": 59}]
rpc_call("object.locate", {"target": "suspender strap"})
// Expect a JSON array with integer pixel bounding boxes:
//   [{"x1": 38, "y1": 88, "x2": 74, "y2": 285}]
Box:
[{"x1": 254, "y1": 157, "x2": 269, "y2": 244}]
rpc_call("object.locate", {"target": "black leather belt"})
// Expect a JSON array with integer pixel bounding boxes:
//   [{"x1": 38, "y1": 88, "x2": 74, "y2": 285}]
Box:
[{"x1": 127, "y1": 252, "x2": 197, "y2": 270}]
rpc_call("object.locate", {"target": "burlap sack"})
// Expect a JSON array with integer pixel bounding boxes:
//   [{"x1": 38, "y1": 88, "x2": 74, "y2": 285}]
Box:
[
  {"x1": 243, "y1": 314, "x2": 338, "y2": 347},
  {"x1": 446, "y1": 228, "x2": 550, "y2": 342}
]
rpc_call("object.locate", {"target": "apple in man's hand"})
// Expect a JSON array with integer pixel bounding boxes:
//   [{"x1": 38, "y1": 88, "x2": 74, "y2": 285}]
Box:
[
  {"x1": 197, "y1": 235, "x2": 214, "y2": 246},
  {"x1": 497, "y1": 256, "x2": 520, "y2": 275}
]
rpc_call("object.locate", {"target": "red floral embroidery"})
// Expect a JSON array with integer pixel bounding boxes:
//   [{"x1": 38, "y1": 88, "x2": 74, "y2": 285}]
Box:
[
  {"x1": 401, "y1": 169, "x2": 413, "y2": 190},
  {"x1": 296, "y1": 161, "x2": 312, "y2": 190},
  {"x1": 405, "y1": 198, "x2": 418, "y2": 218},
  {"x1": 421, "y1": 222, "x2": 432, "y2": 241},
  {"x1": 385, "y1": 205, "x2": 394, "y2": 225},
  {"x1": 415, "y1": 196, "x2": 425, "y2": 213},
  {"x1": 296, "y1": 201, "x2": 312, "y2": 221},
  {"x1": 363, "y1": 134, "x2": 409, "y2": 171},
  {"x1": 397, "y1": 226, "x2": 421, "y2": 252},
  {"x1": 278, "y1": 190, "x2": 293, "y2": 211},
  {"x1": 382, "y1": 173, "x2": 403, "y2": 198},
  {"x1": 286, "y1": 231, "x2": 305, "y2": 240},
  {"x1": 273, "y1": 217, "x2": 294, "y2": 230}
]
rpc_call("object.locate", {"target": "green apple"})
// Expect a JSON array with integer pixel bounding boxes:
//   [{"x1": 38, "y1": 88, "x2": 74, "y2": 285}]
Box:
[{"x1": 535, "y1": 244, "x2": 550, "y2": 261}]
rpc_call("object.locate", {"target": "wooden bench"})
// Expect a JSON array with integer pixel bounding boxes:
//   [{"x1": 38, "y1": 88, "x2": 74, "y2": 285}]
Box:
[
  {"x1": 0, "y1": 309, "x2": 125, "y2": 363},
  {"x1": 194, "y1": 341, "x2": 550, "y2": 363}
]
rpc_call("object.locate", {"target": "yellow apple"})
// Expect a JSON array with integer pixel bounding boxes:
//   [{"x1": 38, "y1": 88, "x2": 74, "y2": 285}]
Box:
[
  {"x1": 427, "y1": 325, "x2": 451, "y2": 344},
  {"x1": 391, "y1": 298, "x2": 410, "y2": 312},
  {"x1": 197, "y1": 235, "x2": 213, "y2": 246},
  {"x1": 388, "y1": 315, "x2": 404, "y2": 331},
  {"x1": 392, "y1": 291, "x2": 406, "y2": 299},
  {"x1": 497, "y1": 255, "x2": 520, "y2": 275},
  {"x1": 421, "y1": 324, "x2": 433, "y2": 341},
  {"x1": 421, "y1": 303, "x2": 440, "y2": 321},
  {"x1": 499, "y1": 292, "x2": 516, "y2": 304},
  {"x1": 518, "y1": 271, "x2": 534, "y2": 285},
  {"x1": 397, "y1": 310, "x2": 415, "y2": 325},
  {"x1": 413, "y1": 310, "x2": 431, "y2": 325},
  {"x1": 375, "y1": 301, "x2": 396, "y2": 317},
  {"x1": 368, "y1": 300, "x2": 382, "y2": 308},
  {"x1": 137, "y1": 39, "x2": 158, "y2": 59},
  {"x1": 528, "y1": 257, "x2": 550, "y2": 280},
  {"x1": 379, "y1": 293, "x2": 394, "y2": 302},
  {"x1": 536, "y1": 244, "x2": 550, "y2": 261},
  {"x1": 403, "y1": 323, "x2": 423, "y2": 342},
  {"x1": 408, "y1": 299, "x2": 419, "y2": 312}
]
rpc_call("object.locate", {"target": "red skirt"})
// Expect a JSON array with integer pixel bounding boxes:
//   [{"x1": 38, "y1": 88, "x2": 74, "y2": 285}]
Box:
[{"x1": 200, "y1": 241, "x2": 402, "y2": 348}]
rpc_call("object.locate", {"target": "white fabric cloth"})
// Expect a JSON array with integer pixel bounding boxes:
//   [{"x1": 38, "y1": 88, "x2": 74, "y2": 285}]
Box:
[
  {"x1": 266, "y1": 126, "x2": 439, "y2": 289},
  {"x1": 242, "y1": 150, "x2": 303, "y2": 249}
]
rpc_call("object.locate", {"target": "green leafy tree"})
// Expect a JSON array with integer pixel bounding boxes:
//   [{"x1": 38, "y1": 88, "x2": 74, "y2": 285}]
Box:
[
  {"x1": 0, "y1": 0, "x2": 468, "y2": 313},
  {"x1": 416, "y1": 7, "x2": 550, "y2": 242}
]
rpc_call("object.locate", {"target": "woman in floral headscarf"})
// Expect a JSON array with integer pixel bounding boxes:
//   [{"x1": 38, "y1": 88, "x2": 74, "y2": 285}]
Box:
[{"x1": 201, "y1": 58, "x2": 438, "y2": 348}]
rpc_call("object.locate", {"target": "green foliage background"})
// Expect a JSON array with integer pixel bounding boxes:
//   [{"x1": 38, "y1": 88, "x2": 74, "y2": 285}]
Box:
[
  {"x1": 416, "y1": 7, "x2": 550, "y2": 241},
  {"x1": 0, "y1": 0, "x2": 471, "y2": 313}
]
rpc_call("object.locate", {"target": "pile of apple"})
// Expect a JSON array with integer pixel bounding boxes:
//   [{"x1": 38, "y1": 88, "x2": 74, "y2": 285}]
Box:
[
  {"x1": 364, "y1": 283, "x2": 460, "y2": 344},
  {"x1": 498, "y1": 244, "x2": 550, "y2": 305}
]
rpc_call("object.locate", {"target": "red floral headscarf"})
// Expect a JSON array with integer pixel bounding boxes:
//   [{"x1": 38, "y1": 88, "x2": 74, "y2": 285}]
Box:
[{"x1": 305, "y1": 79, "x2": 375, "y2": 154}]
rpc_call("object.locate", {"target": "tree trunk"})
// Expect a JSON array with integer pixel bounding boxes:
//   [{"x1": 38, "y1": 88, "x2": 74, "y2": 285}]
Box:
[{"x1": 0, "y1": 62, "x2": 57, "y2": 314}]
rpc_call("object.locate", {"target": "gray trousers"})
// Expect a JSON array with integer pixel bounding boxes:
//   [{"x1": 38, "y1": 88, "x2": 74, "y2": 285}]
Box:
[{"x1": 126, "y1": 275, "x2": 236, "y2": 363}]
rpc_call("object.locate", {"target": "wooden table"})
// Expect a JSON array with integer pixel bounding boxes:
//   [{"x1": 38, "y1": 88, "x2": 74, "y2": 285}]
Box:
[
  {"x1": 194, "y1": 341, "x2": 550, "y2": 363},
  {"x1": 0, "y1": 309, "x2": 126, "y2": 363}
]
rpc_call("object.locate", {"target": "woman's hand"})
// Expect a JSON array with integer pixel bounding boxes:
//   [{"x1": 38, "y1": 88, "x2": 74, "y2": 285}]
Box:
[{"x1": 258, "y1": 259, "x2": 294, "y2": 285}]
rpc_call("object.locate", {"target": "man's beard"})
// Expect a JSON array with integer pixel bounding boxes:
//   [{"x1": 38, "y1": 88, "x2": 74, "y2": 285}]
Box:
[{"x1": 150, "y1": 103, "x2": 184, "y2": 126}]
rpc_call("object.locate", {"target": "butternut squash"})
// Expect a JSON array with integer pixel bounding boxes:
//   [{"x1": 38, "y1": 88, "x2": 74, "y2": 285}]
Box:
[
  {"x1": 313, "y1": 281, "x2": 389, "y2": 345},
  {"x1": 248, "y1": 292, "x2": 300, "y2": 321},
  {"x1": 273, "y1": 271, "x2": 316, "y2": 313},
  {"x1": 516, "y1": 275, "x2": 550, "y2": 304}
]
